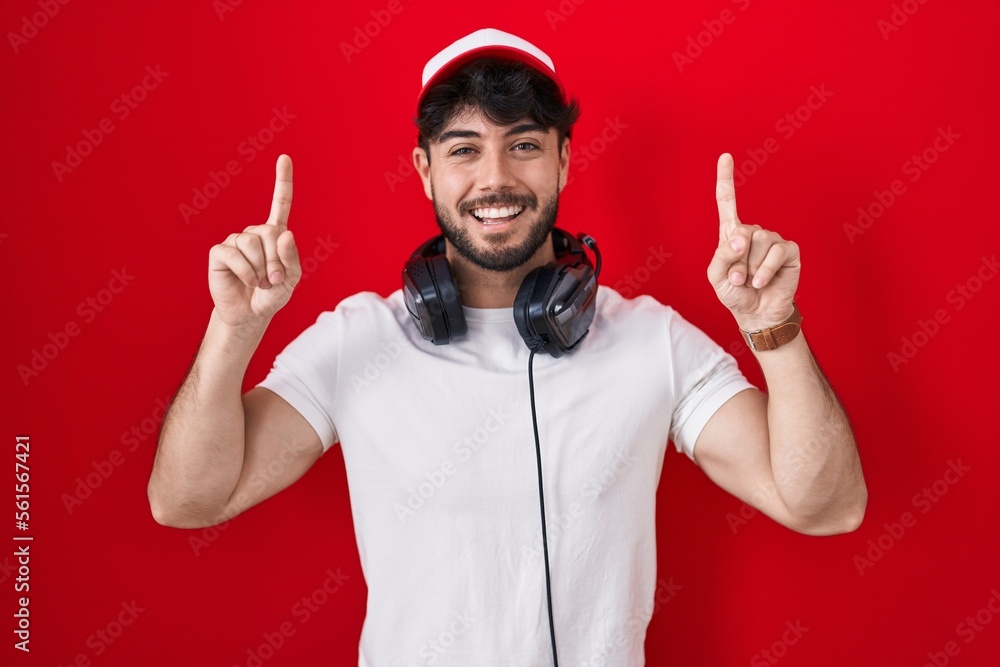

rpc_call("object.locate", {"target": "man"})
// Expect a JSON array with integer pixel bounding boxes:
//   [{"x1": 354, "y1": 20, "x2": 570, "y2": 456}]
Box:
[{"x1": 148, "y1": 28, "x2": 867, "y2": 666}]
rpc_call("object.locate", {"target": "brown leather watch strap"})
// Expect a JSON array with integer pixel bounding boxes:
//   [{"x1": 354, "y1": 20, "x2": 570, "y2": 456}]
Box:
[{"x1": 740, "y1": 302, "x2": 802, "y2": 351}]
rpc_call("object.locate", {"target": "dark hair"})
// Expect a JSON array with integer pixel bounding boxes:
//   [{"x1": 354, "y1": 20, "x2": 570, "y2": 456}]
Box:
[{"x1": 415, "y1": 57, "x2": 580, "y2": 161}]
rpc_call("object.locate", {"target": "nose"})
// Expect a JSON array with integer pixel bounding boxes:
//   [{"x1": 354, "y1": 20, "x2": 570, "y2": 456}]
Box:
[{"x1": 476, "y1": 146, "x2": 517, "y2": 194}]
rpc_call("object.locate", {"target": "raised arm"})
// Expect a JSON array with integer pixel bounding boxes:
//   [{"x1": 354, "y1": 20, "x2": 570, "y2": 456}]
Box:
[
  {"x1": 691, "y1": 154, "x2": 867, "y2": 536},
  {"x1": 147, "y1": 155, "x2": 323, "y2": 529}
]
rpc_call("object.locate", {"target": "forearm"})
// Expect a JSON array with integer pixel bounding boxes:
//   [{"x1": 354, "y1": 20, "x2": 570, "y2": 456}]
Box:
[
  {"x1": 752, "y1": 332, "x2": 867, "y2": 532},
  {"x1": 147, "y1": 309, "x2": 267, "y2": 526}
]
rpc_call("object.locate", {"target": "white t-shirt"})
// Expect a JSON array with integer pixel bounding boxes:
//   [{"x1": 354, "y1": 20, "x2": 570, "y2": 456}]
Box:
[{"x1": 258, "y1": 286, "x2": 755, "y2": 666}]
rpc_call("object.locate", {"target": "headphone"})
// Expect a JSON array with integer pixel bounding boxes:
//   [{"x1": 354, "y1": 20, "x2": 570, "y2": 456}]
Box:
[{"x1": 402, "y1": 228, "x2": 601, "y2": 357}]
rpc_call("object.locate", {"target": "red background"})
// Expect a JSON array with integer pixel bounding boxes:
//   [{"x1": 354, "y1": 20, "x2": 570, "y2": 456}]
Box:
[{"x1": 3, "y1": 0, "x2": 999, "y2": 665}]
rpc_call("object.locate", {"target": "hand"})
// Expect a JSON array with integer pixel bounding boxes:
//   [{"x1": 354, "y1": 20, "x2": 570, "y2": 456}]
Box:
[
  {"x1": 707, "y1": 153, "x2": 800, "y2": 330},
  {"x1": 208, "y1": 154, "x2": 301, "y2": 329}
]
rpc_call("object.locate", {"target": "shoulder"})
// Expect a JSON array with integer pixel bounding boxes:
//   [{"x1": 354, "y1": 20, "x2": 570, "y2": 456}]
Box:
[
  {"x1": 270, "y1": 291, "x2": 414, "y2": 369},
  {"x1": 314, "y1": 289, "x2": 409, "y2": 327},
  {"x1": 592, "y1": 286, "x2": 726, "y2": 355},
  {"x1": 595, "y1": 285, "x2": 681, "y2": 330},
  {"x1": 303, "y1": 289, "x2": 424, "y2": 353}
]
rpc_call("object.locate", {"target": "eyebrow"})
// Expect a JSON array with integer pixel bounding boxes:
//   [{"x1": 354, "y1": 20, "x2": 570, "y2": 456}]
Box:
[{"x1": 436, "y1": 122, "x2": 548, "y2": 144}]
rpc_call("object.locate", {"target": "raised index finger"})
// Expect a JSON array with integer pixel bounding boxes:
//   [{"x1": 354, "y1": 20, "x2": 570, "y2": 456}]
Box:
[
  {"x1": 715, "y1": 152, "x2": 740, "y2": 239},
  {"x1": 267, "y1": 154, "x2": 293, "y2": 227}
]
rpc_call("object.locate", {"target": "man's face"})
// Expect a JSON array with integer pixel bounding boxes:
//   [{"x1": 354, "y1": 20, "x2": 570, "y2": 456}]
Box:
[{"x1": 413, "y1": 106, "x2": 571, "y2": 273}]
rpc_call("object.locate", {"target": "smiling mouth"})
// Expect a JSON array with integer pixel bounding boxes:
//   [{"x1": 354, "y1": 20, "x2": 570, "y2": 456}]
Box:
[{"x1": 468, "y1": 204, "x2": 526, "y2": 225}]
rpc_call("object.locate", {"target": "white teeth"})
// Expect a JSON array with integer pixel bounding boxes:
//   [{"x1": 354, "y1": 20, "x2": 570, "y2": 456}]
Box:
[{"x1": 471, "y1": 205, "x2": 524, "y2": 220}]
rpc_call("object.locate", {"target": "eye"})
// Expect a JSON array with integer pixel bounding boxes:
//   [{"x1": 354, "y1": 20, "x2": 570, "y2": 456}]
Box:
[
  {"x1": 449, "y1": 146, "x2": 475, "y2": 156},
  {"x1": 513, "y1": 142, "x2": 539, "y2": 151}
]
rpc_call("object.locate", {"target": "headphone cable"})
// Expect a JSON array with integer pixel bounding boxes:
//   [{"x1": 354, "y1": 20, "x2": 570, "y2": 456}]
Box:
[{"x1": 528, "y1": 348, "x2": 559, "y2": 666}]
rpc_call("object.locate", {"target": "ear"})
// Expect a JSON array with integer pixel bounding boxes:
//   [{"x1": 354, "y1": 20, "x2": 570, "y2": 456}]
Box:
[
  {"x1": 558, "y1": 139, "x2": 571, "y2": 192},
  {"x1": 412, "y1": 146, "x2": 433, "y2": 200}
]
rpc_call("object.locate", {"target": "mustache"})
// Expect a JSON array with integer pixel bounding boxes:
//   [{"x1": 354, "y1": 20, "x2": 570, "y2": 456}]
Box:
[{"x1": 460, "y1": 193, "x2": 537, "y2": 214}]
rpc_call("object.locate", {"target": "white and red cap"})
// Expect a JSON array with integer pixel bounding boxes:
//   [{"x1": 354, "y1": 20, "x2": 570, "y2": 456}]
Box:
[{"x1": 416, "y1": 28, "x2": 569, "y2": 112}]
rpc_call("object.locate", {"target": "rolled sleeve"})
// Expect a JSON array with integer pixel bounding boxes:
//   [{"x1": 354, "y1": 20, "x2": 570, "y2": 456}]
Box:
[
  {"x1": 257, "y1": 311, "x2": 341, "y2": 452},
  {"x1": 667, "y1": 311, "x2": 756, "y2": 460}
]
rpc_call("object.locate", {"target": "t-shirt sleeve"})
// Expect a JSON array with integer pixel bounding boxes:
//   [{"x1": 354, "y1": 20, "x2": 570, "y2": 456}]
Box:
[
  {"x1": 257, "y1": 310, "x2": 341, "y2": 453},
  {"x1": 667, "y1": 309, "x2": 756, "y2": 460}
]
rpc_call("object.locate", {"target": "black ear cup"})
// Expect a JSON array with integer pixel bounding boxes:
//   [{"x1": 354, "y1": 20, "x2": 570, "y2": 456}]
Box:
[
  {"x1": 402, "y1": 253, "x2": 467, "y2": 345},
  {"x1": 513, "y1": 265, "x2": 557, "y2": 352},
  {"x1": 403, "y1": 228, "x2": 598, "y2": 353},
  {"x1": 513, "y1": 262, "x2": 597, "y2": 358}
]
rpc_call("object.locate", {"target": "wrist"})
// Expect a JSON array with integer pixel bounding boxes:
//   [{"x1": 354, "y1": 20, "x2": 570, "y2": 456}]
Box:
[
  {"x1": 733, "y1": 302, "x2": 797, "y2": 332},
  {"x1": 204, "y1": 309, "x2": 270, "y2": 363},
  {"x1": 210, "y1": 308, "x2": 270, "y2": 338},
  {"x1": 738, "y1": 302, "x2": 802, "y2": 352}
]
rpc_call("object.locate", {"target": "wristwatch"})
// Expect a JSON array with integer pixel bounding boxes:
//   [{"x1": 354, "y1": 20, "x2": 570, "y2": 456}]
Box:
[{"x1": 740, "y1": 302, "x2": 802, "y2": 351}]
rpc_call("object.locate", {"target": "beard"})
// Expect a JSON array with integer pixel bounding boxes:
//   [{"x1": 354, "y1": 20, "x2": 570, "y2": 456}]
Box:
[{"x1": 433, "y1": 187, "x2": 560, "y2": 273}]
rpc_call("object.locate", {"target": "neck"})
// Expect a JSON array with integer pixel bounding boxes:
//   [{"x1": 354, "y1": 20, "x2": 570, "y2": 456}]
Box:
[{"x1": 446, "y1": 234, "x2": 557, "y2": 308}]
